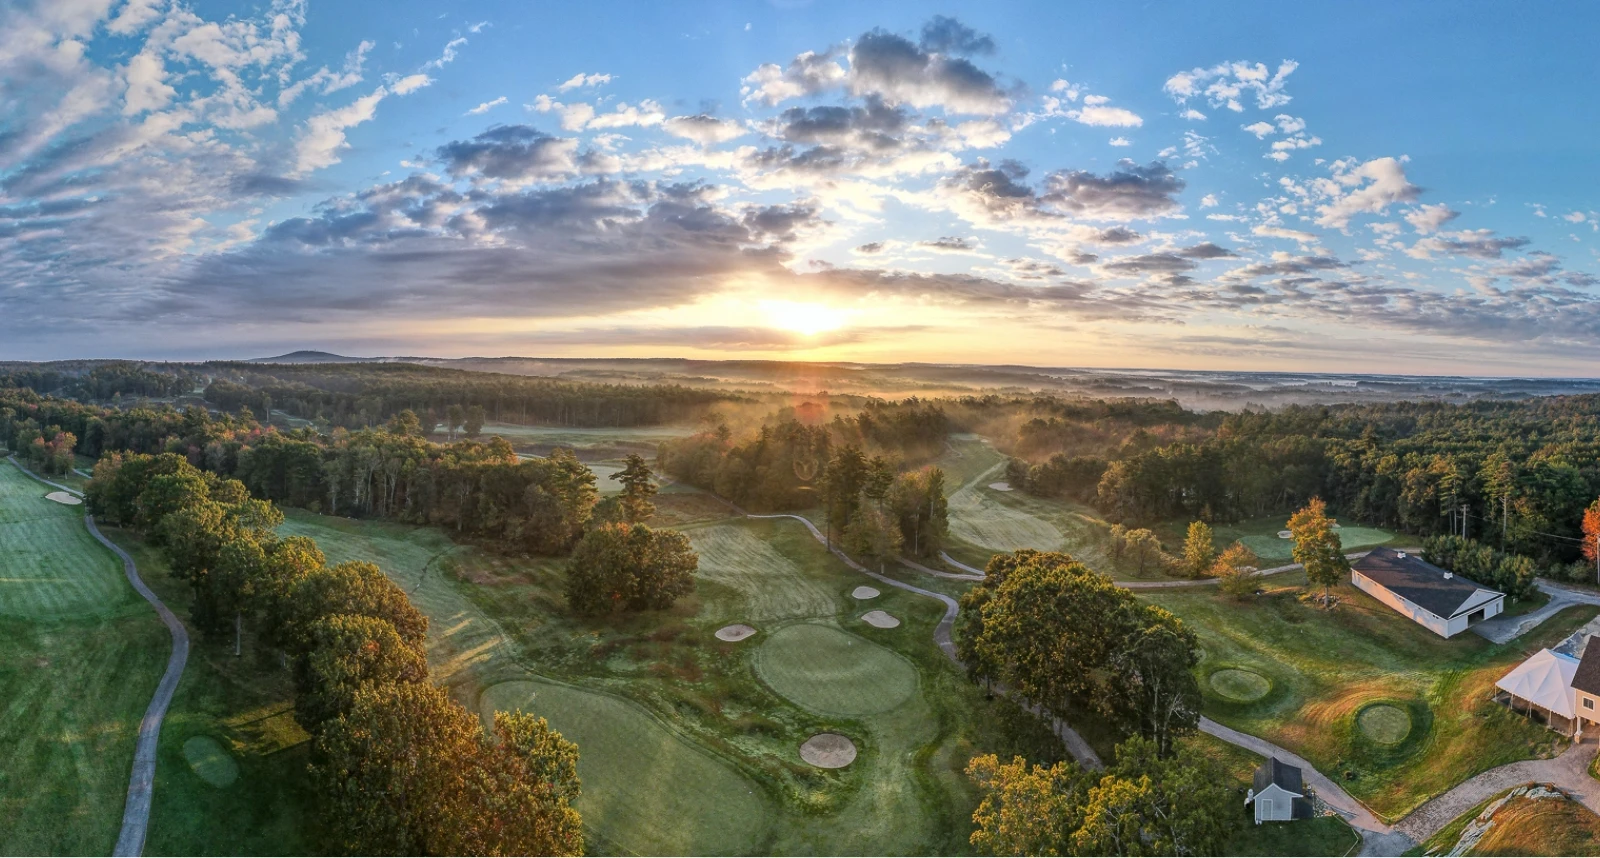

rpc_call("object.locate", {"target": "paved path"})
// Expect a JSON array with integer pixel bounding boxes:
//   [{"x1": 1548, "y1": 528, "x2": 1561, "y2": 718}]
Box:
[
  {"x1": 745, "y1": 511, "x2": 1105, "y2": 768},
  {"x1": 8, "y1": 455, "x2": 190, "y2": 856},
  {"x1": 1393, "y1": 740, "x2": 1600, "y2": 844},
  {"x1": 900, "y1": 555, "x2": 983, "y2": 581},
  {"x1": 1473, "y1": 580, "x2": 1600, "y2": 644},
  {"x1": 938, "y1": 551, "x2": 986, "y2": 576}
]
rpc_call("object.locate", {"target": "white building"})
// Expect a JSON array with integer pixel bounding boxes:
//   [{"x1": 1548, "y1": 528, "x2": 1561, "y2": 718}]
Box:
[
  {"x1": 1350, "y1": 547, "x2": 1504, "y2": 638},
  {"x1": 1245, "y1": 757, "x2": 1310, "y2": 824}
]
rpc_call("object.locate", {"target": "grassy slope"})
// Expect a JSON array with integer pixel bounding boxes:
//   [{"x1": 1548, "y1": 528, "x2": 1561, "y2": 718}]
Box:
[
  {"x1": 1140, "y1": 572, "x2": 1596, "y2": 821},
  {"x1": 0, "y1": 463, "x2": 170, "y2": 855},
  {"x1": 1185, "y1": 732, "x2": 1361, "y2": 856},
  {"x1": 1416, "y1": 786, "x2": 1600, "y2": 856},
  {"x1": 281, "y1": 501, "x2": 992, "y2": 855}
]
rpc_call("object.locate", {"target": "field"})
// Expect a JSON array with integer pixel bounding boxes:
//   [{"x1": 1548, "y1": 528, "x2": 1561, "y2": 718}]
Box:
[
  {"x1": 0, "y1": 462, "x2": 169, "y2": 855},
  {"x1": 469, "y1": 422, "x2": 696, "y2": 454},
  {"x1": 280, "y1": 505, "x2": 999, "y2": 854},
  {"x1": 1150, "y1": 515, "x2": 1403, "y2": 564},
  {"x1": 1138, "y1": 571, "x2": 1595, "y2": 821},
  {"x1": 1417, "y1": 785, "x2": 1600, "y2": 856}
]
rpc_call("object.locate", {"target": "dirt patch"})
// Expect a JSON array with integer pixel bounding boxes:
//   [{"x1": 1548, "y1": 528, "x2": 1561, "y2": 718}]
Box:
[
  {"x1": 851, "y1": 586, "x2": 879, "y2": 600},
  {"x1": 987, "y1": 481, "x2": 1013, "y2": 492},
  {"x1": 715, "y1": 624, "x2": 757, "y2": 642},
  {"x1": 861, "y1": 610, "x2": 900, "y2": 629},
  {"x1": 799, "y1": 732, "x2": 857, "y2": 768},
  {"x1": 45, "y1": 491, "x2": 81, "y2": 505}
]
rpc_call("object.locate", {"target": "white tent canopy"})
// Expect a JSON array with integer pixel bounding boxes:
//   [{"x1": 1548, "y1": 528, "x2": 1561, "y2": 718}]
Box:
[{"x1": 1496, "y1": 648, "x2": 1580, "y2": 718}]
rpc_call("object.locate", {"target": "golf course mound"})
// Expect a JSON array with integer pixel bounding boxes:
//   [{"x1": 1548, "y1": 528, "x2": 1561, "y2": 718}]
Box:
[
  {"x1": 1357, "y1": 703, "x2": 1413, "y2": 745},
  {"x1": 715, "y1": 623, "x2": 756, "y2": 642},
  {"x1": 1209, "y1": 667, "x2": 1272, "y2": 702},
  {"x1": 752, "y1": 623, "x2": 917, "y2": 716},
  {"x1": 479, "y1": 679, "x2": 769, "y2": 856},
  {"x1": 44, "y1": 492, "x2": 81, "y2": 506},
  {"x1": 799, "y1": 733, "x2": 857, "y2": 768},
  {"x1": 182, "y1": 736, "x2": 240, "y2": 787},
  {"x1": 861, "y1": 610, "x2": 900, "y2": 629},
  {"x1": 851, "y1": 586, "x2": 879, "y2": 600}
]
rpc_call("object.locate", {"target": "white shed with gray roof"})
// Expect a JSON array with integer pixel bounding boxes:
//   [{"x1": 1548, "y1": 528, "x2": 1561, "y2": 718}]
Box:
[{"x1": 1350, "y1": 547, "x2": 1504, "y2": 638}]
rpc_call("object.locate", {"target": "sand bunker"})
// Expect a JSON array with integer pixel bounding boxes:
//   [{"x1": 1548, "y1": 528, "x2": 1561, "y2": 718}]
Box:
[
  {"x1": 987, "y1": 481, "x2": 1014, "y2": 492},
  {"x1": 714, "y1": 624, "x2": 757, "y2": 642},
  {"x1": 1277, "y1": 530, "x2": 1292, "y2": 539},
  {"x1": 45, "y1": 491, "x2": 81, "y2": 506},
  {"x1": 799, "y1": 733, "x2": 857, "y2": 768},
  {"x1": 851, "y1": 586, "x2": 879, "y2": 600},
  {"x1": 860, "y1": 610, "x2": 900, "y2": 629}
]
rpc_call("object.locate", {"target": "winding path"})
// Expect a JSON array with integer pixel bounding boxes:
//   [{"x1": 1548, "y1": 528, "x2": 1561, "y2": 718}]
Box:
[{"x1": 7, "y1": 456, "x2": 189, "y2": 856}]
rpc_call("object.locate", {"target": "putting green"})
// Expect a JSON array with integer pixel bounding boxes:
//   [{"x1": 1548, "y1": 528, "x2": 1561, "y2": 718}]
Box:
[
  {"x1": 480, "y1": 679, "x2": 769, "y2": 856},
  {"x1": 752, "y1": 623, "x2": 917, "y2": 717},
  {"x1": 182, "y1": 736, "x2": 240, "y2": 787},
  {"x1": 1209, "y1": 668, "x2": 1272, "y2": 702},
  {"x1": 1358, "y1": 704, "x2": 1412, "y2": 745}
]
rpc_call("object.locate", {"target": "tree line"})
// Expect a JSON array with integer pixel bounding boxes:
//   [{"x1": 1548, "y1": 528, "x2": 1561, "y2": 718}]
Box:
[{"x1": 86, "y1": 453, "x2": 584, "y2": 855}]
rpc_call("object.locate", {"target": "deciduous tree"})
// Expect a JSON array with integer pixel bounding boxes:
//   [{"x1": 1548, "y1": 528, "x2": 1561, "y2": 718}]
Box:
[{"x1": 1288, "y1": 498, "x2": 1348, "y2": 606}]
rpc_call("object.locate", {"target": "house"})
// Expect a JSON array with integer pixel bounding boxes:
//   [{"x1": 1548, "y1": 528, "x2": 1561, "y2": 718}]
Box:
[
  {"x1": 1349, "y1": 547, "x2": 1504, "y2": 638},
  {"x1": 1496, "y1": 638, "x2": 1600, "y2": 738},
  {"x1": 1245, "y1": 758, "x2": 1313, "y2": 824}
]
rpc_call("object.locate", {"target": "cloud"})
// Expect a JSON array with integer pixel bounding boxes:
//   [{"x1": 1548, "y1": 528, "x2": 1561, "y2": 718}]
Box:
[
  {"x1": 280, "y1": 39, "x2": 374, "y2": 107},
  {"x1": 1314, "y1": 157, "x2": 1421, "y2": 229},
  {"x1": 1040, "y1": 160, "x2": 1184, "y2": 220},
  {"x1": 557, "y1": 72, "x2": 613, "y2": 91},
  {"x1": 1252, "y1": 223, "x2": 1322, "y2": 246},
  {"x1": 1109, "y1": 136, "x2": 1131, "y2": 147},
  {"x1": 916, "y1": 236, "x2": 979, "y2": 252},
  {"x1": 435, "y1": 125, "x2": 578, "y2": 181},
  {"x1": 1200, "y1": 194, "x2": 1218, "y2": 208},
  {"x1": 390, "y1": 73, "x2": 433, "y2": 95},
  {"x1": 528, "y1": 94, "x2": 595, "y2": 131},
  {"x1": 1243, "y1": 121, "x2": 1274, "y2": 139},
  {"x1": 466, "y1": 96, "x2": 507, "y2": 115},
  {"x1": 1404, "y1": 203, "x2": 1459, "y2": 234},
  {"x1": 663, "y1": 114, "x2": 746, "y2": 145},
  {"x1": 424, "y1": 36, "x2": 467, "y2": 70},
  {"x1": 1406, "y1": 229, "x2": 1532, "y2": 260},
  {"x1": 1164, "y1": 60, "x2": 1298, "y2": 112},
  {"x1": 919, "y1": 16, "x2": 997, "y2": 55},
  {"x1": 293, "y1": 87, "x2": 387, "y2": 176},
  {"x1": 742, "y1": 50, "x2": 848, "y2": 106},
  {"x1": 848, "y1": 28, "x2": 1011, "y2": 114},
  {"x1": 1068, "y1": 104, "x2": 1142, "y2": 127}
]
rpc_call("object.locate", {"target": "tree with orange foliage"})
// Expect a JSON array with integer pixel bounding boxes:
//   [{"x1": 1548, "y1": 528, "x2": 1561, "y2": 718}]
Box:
[{"x1": 1582, "y1": 500, "x2": 1600, "y2": 583}]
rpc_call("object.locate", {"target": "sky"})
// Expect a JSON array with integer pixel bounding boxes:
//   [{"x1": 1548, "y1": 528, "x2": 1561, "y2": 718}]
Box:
[{"x1": 3, "y1": 0, "x2": 1599, "y2": 374}]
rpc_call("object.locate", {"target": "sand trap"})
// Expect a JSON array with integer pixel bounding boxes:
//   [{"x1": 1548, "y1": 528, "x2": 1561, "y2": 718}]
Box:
[
  {"x1": 799, "y1": 733, "x2": 857, "y2": 768},
  {"x1": 45, "y1": 491, "x2": 81, "y2": 506},
  {"x1": 851, "y1": 586, "x2": 879, "y2": 600},
  {"x1": 987, "y1": 481, "x2": 1014, "y2": 492},
  {"x1": 1277, "y1": 530, "x2": 1292, "y2": 539},
  {"x1": 715, "y1": 624, "x2": 757, "y2": 642},
  {"x1": 860, "y1": 610, "x2": 900, "y2": 629}
]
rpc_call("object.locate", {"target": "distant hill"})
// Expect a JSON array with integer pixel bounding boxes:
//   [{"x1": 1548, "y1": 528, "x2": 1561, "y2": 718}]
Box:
[{"x1": 248, "y1": 350, "x2": 378, "y2": 364}]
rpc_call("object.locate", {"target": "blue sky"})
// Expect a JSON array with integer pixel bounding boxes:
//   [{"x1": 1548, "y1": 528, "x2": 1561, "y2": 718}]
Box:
[{"x1": 3, "y1": 0, "x2": 1598, "y2": 373}]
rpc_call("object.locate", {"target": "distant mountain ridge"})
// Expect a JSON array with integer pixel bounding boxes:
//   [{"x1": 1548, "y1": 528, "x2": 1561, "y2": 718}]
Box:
[{"x1": 248, "y1": 350, "x2": 380, "y2": 364}]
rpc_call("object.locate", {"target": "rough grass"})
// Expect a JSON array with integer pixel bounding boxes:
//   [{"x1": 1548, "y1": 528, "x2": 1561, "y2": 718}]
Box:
[
  {"x1": 1418, "y1": 786, "x2": 1600, "y2": 856},
  {"x1": 752, "y1": 622, "x2": 919, "y2": 717},
  {"x1": 1140, "y1": 572, "x2": 1595, "y2": 821},
  {"x1": 481, "y1": 679, "x2": 770, "y2": 856},
  {"x1": 0, "y1": 464, "x2": 169, "y2": 855}
]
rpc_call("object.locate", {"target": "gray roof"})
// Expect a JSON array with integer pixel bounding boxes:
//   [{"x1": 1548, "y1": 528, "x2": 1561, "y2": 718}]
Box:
[
  {"x1": 1352, "y1": 547, "x2": 1503, "y2": 619},
  {"x1": 1253, "y1": 757, "x2": 1303, "y2": 796},
  {"x1": 1573, "y1": 637, "x2": 1600, "y2": 696}
]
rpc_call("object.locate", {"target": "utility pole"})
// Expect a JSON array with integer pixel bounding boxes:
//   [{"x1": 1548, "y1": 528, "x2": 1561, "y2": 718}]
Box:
[
  {"x1": 1460, "y1": 503, "x2": 1469, "y2": 539},
  {"x1": 1502, "y1": 495, "x2": 1509, "y2": 547}
]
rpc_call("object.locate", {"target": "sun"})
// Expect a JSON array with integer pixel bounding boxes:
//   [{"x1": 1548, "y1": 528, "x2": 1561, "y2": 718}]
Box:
[{"x1": 761, "y1": 301, "x2": 850, "y2": 337}]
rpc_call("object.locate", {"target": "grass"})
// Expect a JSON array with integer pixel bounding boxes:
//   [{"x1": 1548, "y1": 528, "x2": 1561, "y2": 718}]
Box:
[
  {"x1": 1415, "y1": 785, "x2": 1600, "y2": 856},
  {"x1": 1183, "y1": 732, "x2": 1360, "y2": 856},
  {"x1": 0, "y1": 462, "x2": 170, "y2": 855},
  {"x1": 471, "y1": 422, "x2": 695, "y2": 453},
  {"x1": 480, "y1": 678, "x2": 770, "y2": 856},
  {"x1": 1139, "y1": 570, "x2": 1596, "y2": 822},
  {"x1": 181, "y1": 736, "x2": 241, "y2": 787},
  {"x1": 751, "y1": 623, "x2": 920, "y2": 717},
  {"x1": 938, "y1": 437, "x2": 1068, "y2": 558},
  {"x1": 1151, "y1": 515, "x2": 1403, "y2": 564},
  {"x1": 1357, "y1": 704, "x2": 1411, "y2": 745},
  {"x1": 1211, "y1": 667, "x2": 1272, "y2": 701},
  {"x1": 279, "y1": 506, "x2": 1002, "y2": 855}
]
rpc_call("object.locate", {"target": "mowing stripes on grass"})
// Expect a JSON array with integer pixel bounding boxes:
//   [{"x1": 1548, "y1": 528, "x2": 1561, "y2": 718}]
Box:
[
  {"x1": 0, "y1": 467, "x2": 132, "y2": 619},
  {"x1": 1357, "y1": 704, "x2": 1412, "y2": 746},
  {"x1": 752, "y1": 623, "x2": 918, "y2": 717},
  {"x1": 689, "y1": 524, "x2": 838, "y2": 622},
  {"x1": 479, "y1": 679, "x2": 769, "y2": 856}
]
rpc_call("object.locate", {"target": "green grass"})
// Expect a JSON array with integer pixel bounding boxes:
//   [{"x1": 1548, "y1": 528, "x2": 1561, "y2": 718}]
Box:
[
  {"x1": 752, "y1": 623, "x2": 919, "y2": 717},
  {"x1": 1357, "y1": 704, "x2": 1411, "y2": 745},
  {"x1": 473, "y1": 422, "x2": 696, "y2": 451},
  {"x1": 482, "y1": 678, "x2": 770, "y2": 855},
  {"x1": 939, "y1": 437, "x2": 1067, "y2": 556},
  {"x1": 1152, "y1": 515, "x2": 1403, "y2": 565},
  {"x1": 1210, "y1": 667, "x2": 1272, "y2": 701},
  {"x1": 181, "y1": 736, "x2": 241, "y2": 787},
  {"x1": 1139, "y1": 572, "x2": 1595, "y2": 821},
  {"x1": 687, "y1": 523, "x2": 839, "y2": 623},
  {"x1": 0, "y1": 463, "x2": 172, "y2": 854},
  {"x1": 1184, "y1": 732, "x2": 1360, "y2": 856}
]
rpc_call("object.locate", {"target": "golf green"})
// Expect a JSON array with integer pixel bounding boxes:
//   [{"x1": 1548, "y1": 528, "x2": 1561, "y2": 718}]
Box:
[
  {"x1": 751, "y1": 622, "x2": 918, "y2": 717},
  {"x1": 1209, "y1": 667, "x2": 1272, "y2": 702}
]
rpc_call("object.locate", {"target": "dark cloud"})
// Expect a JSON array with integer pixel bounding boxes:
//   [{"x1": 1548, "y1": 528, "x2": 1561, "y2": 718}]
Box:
[
  {"x1": 919, "y1": 16, "x2": 997, "y2": 56},
  {"x1": 435, "y1": 125, "x2": 578, "y2": 181},
  {"x1": 855, "y1": 241, "x2": 885, "y2": 254},
  {"x1": 1413, "y1": 231, "x2": 1532, "y2": 260},
  {"x1": 917, "y1": 236, "x2": 976, "y2": 252},
  {"x1": 849, "y1": 29, "x2": 1010, "y2": 114},
  {"x1": 742, "y1": 202, "x2": 823, "y2": 243},
  {"x1": 1041, "y1": 160, "x2": 1185, "y2": 220},
  {"x1": 1177, "y1": 242, "x2": 1236, "y2": 259},
  {"x1": 770, "y1": 97, "x2": 909, "y2": 149}
]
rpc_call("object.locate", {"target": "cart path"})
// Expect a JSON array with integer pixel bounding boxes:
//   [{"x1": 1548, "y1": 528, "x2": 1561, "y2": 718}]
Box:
[
  {"x1": 745, "y1": 511, "x2": 1104, "y2": 768},
  {"x1": 7, "y1": 455, "x2": 190, "y2": 856}
]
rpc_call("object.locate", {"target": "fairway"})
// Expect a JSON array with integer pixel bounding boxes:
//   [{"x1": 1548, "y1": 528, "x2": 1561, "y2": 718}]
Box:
[
  {"x1": 941, "y1": 438, "x2": 1066, "y2": 554},
  {"x1": 1237, "y1": 524, "x2": 1399, "y2": 563},
  {"x1": 0, "y1": 463, "x2": 169, "y2": 854},
  {"x1": 0, "y1": 463, "x2": 134, "y2": 618},
  {"x1": 479, "y1": 679, "x2": 770, "y2": 856},
  {"x1": 752, "y1": 622, "x2": 918, "y2": 717},
  {"x1": 689, "y1": 523, "x2": 839, "y2": 622}
]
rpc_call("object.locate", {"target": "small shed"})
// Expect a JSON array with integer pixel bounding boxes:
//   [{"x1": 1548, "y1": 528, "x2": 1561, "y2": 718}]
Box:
[
  {"x1": 1495, "y1": 648, "x2": 1581, "y2": 735},
  {"x1": 1350, "y1": 548, "x2": 1504, "y2": 638},
  {"x1": 1245, "y1": 757, "x2": 1313, "y2": 824}
]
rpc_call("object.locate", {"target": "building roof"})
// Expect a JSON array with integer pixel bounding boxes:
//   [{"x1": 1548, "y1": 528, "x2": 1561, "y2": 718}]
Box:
[
  {"x1": 1496, "y1": 648, "x2": 1580, "y2": 719},
  {"x1": 1351, "y1": 547, "x2": 1504, "y2": 619},
  {"x1": 1572, "y1": 637, "x2": 1600, "y2": 696},
  {"x1": 1253, "y1": 757, "x2": 1304, "y2": 797}
]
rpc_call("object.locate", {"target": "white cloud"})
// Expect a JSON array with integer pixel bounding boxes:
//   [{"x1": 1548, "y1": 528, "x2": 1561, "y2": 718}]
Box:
[
  {"x1": 1200, "y1": 194, "x2": 1218, "y2": 208},
  {"x1": 1164, "y1": 60, "x2": 1298, "y2": 112},
  {"x1": 529, "y1": 94, "x2": 595, "y2": 131},
  {"x1": 1253, "y1": 223, "x2": 1320, "y2": 245},
  {"x1": 389, "y1": 73, "x2": 432, "y2": 95},
  {"x1": 1275, "y1": 114, "x2": 1305, "y2": 134},
  {"x1": 1565, "y1": 211, "x2": 1588, "y2": 223},
  {"x1": 663, "y1": 114, "x2": 746, "y2": 145},
  {"x1": 557, "y1": 72, "x2": 613, "y2": 91},
  {"x1": 1242, "y1": 121, "x2": 1274, "y2": 139},
  {"x1": 424, "y1": 36, "x2": 467, "y2": 70},
  {"x1": 121, "y1": 50, "x2": 174, "y2": 115},
  {"x1": 1083, "y1": 94, "x2": 1110, "y2": 106},
  {"x1": 1109, "y1": 136, "x2": 1131, "y2": 147},
  {"x1": 1314, "y1": 157, "x2": 1421, "y2": 229},
  {"x1": 293, "y1": 87, "x2": 386, "y2": 176},
  {"x1": 280, "y1": 39, "x2": 375, "y2": 107},
  {"x1": 1404, "y1": 203, "x2": 1460, "y2": 234},
  {"x1": 1068, "y1": 104, "x2": 1142, "y2": 127},
  {"x1": 587, "y1": 100, "x2": 665, "y2": 130},
  {"x1": 466, "y1": 96, "x2": 506, "y2": 115},
  {"x1": 1049, "y1": 79, "x2": 1080, "y2": 100},
  {"x1": 1180, "y1": 108, "x2": 1206, "y2": 121}
]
